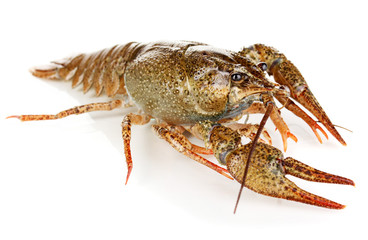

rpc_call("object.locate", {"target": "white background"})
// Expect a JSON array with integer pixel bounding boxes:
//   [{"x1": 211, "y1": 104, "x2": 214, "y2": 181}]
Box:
[{"x1": 0, "y1": 0, "x2": 367, "y2": 239}]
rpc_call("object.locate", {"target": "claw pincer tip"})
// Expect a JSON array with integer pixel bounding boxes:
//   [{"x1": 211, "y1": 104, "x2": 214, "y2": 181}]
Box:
[{"x1": 226, "y1": 142, "x2": 354, "y2": 209}]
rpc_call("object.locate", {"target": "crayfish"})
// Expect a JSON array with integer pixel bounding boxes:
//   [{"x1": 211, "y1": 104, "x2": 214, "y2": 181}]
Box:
[{"x1": 7, "y1": 41, "x2": 354, "y2": 210}]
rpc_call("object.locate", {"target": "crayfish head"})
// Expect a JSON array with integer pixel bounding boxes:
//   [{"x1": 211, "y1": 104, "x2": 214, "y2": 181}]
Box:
[
  {"x1": 184, "y1": 45, "x2": 283, "y2": 120},
  {"x1": 224, "y1": 66, "x2": 281, "y2": 119},
  {"x1": 227, "y1": 64, "x2": 274, "y2": 103},
  {"x1": 225, "y1": 55, "x2": 291, "y2": 119},
  {"x1": 226, "y1": 142, "x2": 353, "y2": 209}
]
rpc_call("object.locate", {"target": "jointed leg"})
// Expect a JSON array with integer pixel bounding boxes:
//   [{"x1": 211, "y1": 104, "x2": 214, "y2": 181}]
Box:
[
  {"x1": 275, "y1": 95, "x2": 328, "y2": 144},
  {"x1": 122, "y1": 112, "x2": 152, "y2": 184},
  {"x1": 163, "y1": 124, "x2": 213, "y2": 155},
  {"x1": 152, "y1": 124, "x2": 233, "y2": 180},
  {"x1": 7, "y1": 100, "x2": 122, "y2": 121},
  {"x1": 226, "y1": 122, "x2": 272, "y2": 145},
  {"x1": 243, "y1": 98, "x2": 297, "y2": 151}
]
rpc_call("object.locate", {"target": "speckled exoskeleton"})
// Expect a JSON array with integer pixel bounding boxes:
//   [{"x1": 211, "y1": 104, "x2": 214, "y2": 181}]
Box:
[
  {"x1": 8, "y1": 41, "x2": 349, "y2": 208},
  {"x1": 188, "y1": 121, "x2": 353, "y2": 209}
]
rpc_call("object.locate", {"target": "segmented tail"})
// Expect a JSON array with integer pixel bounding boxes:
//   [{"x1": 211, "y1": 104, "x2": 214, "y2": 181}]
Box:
[{"x1": 30, "y1": 42, "x2": 140, "y2": 97}]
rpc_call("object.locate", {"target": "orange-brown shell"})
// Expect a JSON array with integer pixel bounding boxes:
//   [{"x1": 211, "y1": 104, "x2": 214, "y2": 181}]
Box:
[{"x1": 31, "y1": 41, "x2": 269, "y2": 124}]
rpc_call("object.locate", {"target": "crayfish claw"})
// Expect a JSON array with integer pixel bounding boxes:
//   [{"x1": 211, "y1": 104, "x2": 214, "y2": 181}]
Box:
[
  {"x1": 274, "y1": 96, "x2": 329, "y2": 144},
  {"x1": 226, "y1": 142, "x2": 353, "y2": 209},
  {"x1": 278, "y1": 178, "x2": 346, "y2": 209},
  {"x1": 270, "y1": 57, "x2": 346, "y2": 146},
  {"x1": 279, "y1": 131, "x2": 298, "y2": 152},
  {"x1": 296, "y1": 87, "x2": 346, "y2": 146},
  {"x1": 245, "y1": 44, "x2": 346, "y2": 145},
  {"x1": 309, "y1": 121, "x2": 328, "y2": 144},
  {"x1": 283, "y1": 157, "x2": 355, "y2": 186}
]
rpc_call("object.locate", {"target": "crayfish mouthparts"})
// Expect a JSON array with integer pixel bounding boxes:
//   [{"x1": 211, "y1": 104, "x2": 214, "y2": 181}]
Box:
[{"x1": 226, "y1": 142, "x2": 354, "y2": 209}]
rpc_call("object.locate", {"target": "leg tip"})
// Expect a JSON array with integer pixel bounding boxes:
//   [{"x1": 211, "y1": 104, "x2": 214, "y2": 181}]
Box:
[
  {"x1": 125, "y1": 168, "x2": 132, "y2": 185},
  {"x1": 6, "y1": 115, "x2": 20, "y2": 120}
]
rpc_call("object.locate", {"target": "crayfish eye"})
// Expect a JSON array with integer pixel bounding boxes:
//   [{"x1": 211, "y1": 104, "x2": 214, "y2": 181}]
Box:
[
  {"x1": 231, "y1": 73, "x2": 243, "y2": 82},
  {"x1": 257, "y1": 62, "x2": 268, "y2": 71}
]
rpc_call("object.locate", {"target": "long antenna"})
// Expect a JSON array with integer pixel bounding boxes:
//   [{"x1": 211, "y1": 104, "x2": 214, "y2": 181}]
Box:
[
  {"x1": 316, "y1": 121, "x2": 353, "y2": 133},
  {"x1": 233, "y1": 102, "x2": 274, "y2": 214}
]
